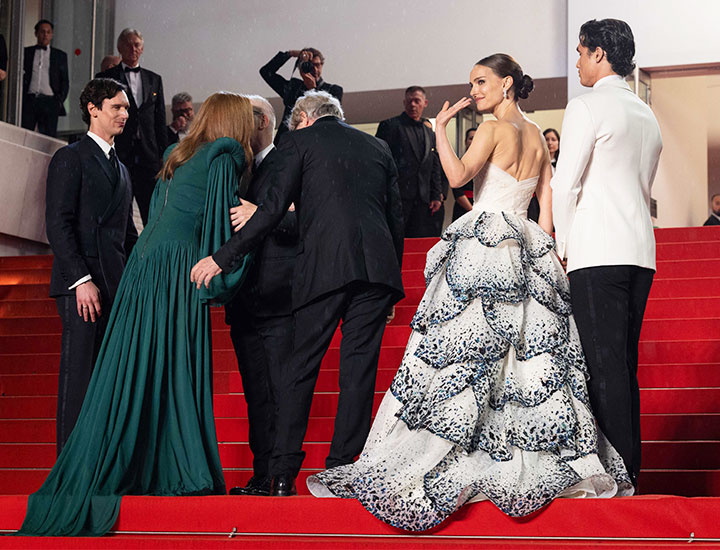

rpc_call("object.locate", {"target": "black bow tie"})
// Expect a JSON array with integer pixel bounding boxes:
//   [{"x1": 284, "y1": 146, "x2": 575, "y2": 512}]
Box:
[
  {"x1": 35, "y1": 45, "x2": 48, "y2": 51},
  {"x1": 124, "y1": 66, "x2": 140, "y2": 73}
]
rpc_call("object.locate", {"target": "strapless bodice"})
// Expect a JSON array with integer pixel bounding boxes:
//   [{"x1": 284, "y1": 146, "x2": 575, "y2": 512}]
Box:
[{"x1": 472, "y1": 162, "x2": 539, "y2": 218}]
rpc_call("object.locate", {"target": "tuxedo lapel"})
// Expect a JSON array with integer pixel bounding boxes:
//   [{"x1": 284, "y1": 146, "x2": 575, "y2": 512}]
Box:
[
  {"x1": 421, "y1": 124, "x2": 432, "y2": 162},
  {"x1": 85, "y1": 137, "x2": 117, "y2": 188},
  {"x1": 140, "y1": 69, "x2": 153, "y2": 108}
]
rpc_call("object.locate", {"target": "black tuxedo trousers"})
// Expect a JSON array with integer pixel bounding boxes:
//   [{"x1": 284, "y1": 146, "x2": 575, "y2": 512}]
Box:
[
  {"x1": 569, "y1": 265, "x2": 654, "y2": 486},
  {"x1": 270, "y1": 282, "x2": 394, "y2": 477}
]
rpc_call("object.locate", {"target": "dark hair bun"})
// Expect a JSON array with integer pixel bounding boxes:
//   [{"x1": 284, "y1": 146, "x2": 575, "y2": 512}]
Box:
[{"x1": 517, "y1": 74, "x2": 534, "y2": 100}]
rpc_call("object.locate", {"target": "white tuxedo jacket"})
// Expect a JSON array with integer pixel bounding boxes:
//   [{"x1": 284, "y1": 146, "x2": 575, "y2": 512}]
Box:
[{"x1": 551, "y1": 75, "x2": 662, "y2": 273}]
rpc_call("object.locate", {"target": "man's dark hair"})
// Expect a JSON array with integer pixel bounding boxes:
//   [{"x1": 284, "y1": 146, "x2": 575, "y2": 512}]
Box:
[
  {"x1": 34, "y1": 19, "x2": 54, "y2": 32},
  {"x1": 405, "y1": 86, "x2": 426, "y2": 97},
  {"x1": 579, "y1": 19, "x2": 636, "y2": 77},
  {"x1": 79, "y1": 78, "x2": 127, "y2": 125},
  {"x1": 465, "y1": 127, "x2": 477, "y2": 140}
]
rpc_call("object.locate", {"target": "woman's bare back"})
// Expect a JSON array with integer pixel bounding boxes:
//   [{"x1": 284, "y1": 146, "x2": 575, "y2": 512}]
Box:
[{"x1": 484, "y1": 117, "x2": 547, "y2": 181}]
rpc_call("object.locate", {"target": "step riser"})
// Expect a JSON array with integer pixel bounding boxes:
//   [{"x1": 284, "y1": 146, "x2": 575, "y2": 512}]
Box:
[
  {"x1": 3, "y1": 414, "x2": 718, "y2": 444},
  {"x1": 4, "y1": 362, "x2": 720, "y2": 398}
]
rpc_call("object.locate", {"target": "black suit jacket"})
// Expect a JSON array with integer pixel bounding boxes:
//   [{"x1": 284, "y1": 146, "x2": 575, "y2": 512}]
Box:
[
  {"x1": 46, "y1": 135, "x2": 138, "y2": 302},
  {"x1": 376, "y1": 112, "x2": 443, "y2": 204},
  {"x1": 227, "y1": 148, "x2": 298, "y2": 319},
  {"x1": 95, "y1": 64, "x2": 167, "y2": 169},
  {"x1": 22, "y1": 45, "x2": 69, "y2": 115},
  {"x1": 260, "y1": 51, "x2": 343, "y2": 142},
  {"x1": 166, "y1": 126, "x2": 180, "y2": 146},
  {"x1": 214, "y1": 117, "x2": 404, "y2": 310},
  {"x1": 704, "y1": 215, "x2": 720, "y2": 226}
]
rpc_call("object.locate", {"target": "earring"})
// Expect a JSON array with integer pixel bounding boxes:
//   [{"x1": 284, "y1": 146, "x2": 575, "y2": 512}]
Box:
[{"x1": 503, "y1": 88, "x2": 507, "y2": 100}]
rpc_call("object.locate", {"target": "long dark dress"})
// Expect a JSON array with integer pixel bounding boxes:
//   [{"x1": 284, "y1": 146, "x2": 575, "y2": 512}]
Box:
[{"x1": 19, "y1": 138, "x2": 251, "y2": 536}]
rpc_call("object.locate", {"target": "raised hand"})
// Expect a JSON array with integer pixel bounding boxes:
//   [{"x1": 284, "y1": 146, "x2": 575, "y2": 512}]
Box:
[{"x1": 435, "y1": 97, "x2": 473, "y2": 130}]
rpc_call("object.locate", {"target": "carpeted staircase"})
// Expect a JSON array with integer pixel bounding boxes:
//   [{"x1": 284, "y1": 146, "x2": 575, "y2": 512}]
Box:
[{"x1": 1, "y1": 226, "x2": 719, "y2": 547}]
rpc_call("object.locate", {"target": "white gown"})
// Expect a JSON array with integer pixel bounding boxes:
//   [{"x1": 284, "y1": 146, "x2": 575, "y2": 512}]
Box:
[{"x1": 307, "y1": 163, "x2": 633, "y2": 531}]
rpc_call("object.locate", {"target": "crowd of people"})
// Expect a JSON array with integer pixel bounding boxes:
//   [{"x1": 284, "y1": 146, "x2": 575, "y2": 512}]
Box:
[{"x1": 15, "y1": 17, "x2": 668, "y2": 536}]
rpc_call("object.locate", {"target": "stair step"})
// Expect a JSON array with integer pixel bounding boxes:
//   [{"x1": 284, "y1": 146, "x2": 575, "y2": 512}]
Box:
[
  {"x1": 3, "y1": 439, "x2": 718, "y2": 471},
  {"x1": 1, "y1": 413, "x2": 717, "y2": 445},
  {"x1": 655, "y1": 241, "x2": 720, "y2": 261},
  {"x1": 654, "y1": 225, "x2": 720, "y2": 243},
  {"x1": 0, "y1": 255, "x2": 53, "y2": 269}
]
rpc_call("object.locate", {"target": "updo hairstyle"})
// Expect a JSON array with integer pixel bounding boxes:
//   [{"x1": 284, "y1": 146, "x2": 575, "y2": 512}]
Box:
[{"x1": 476, "y1": 53, "x2": 534, "y2": 101}]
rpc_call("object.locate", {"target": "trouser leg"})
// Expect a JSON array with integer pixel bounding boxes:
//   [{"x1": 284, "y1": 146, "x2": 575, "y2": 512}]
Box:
[
  {"x1": 326, "y1": 283, "x2": 394, "y2": 469},
  {"x1": 270, "y1": 291, "x2": 346, "y2": 477},
  {"x1": 229, "y1": 313, "x2": 275, "y2": 478},
  {"x1": 21, "y1": 95, "x2": 38, "y2": 131},
  {"x1": 55, "y1": 295, "x2": 108, "y2": 456},
  {"x1": 404, "y1": 198, "x2": 442, "y2": 237},
  {"x1": 569, "y1": 266, "x2": 636, "y2": 482},
  {"x1": 626, "y1": 267, "x2": 654, "y2": 481},
  {"x1": 129, "y1": 163, "x2": 160, "y2": 225},
  {"x1": 35, "y1": 96, "x2": 59, "y2": 137}
]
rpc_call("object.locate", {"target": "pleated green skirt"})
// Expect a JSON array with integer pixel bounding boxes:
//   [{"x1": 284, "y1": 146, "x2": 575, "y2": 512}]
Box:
[{"x1": 18, "y1": 240, "x2": 226, "y2": 536}]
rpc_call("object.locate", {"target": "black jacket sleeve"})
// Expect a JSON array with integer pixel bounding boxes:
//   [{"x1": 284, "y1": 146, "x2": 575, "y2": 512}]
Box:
[
  {"x1": 213, "y1": 136, "x2": 301, "y2": 272},
  {"x1": 56, "y1": 49, "x2": 69, "y2": 104},
  {"x1": 45, "y1": 148, "x2": 89, "y2": 287},
  {"x1": 259, "y1": 51, "x2": 292, "y2": 98},
  {"x1": 0, "y1": 35, "x2": 7, "y2": 72},
  {"x1": 154, "y1": 75, "x2": 168, "y2": 158},
  {"x1": 382, "y1": 142, "x2": 404, "y2": 268},
  {"x1": 430, "y1": 135, "x2": 443, "y2": 202}
]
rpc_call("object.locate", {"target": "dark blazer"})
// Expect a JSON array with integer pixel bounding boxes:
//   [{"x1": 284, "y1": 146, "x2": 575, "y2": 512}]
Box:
[
  {"x1": 22, "y1": 45, "x2": 69, "y2": 115},
  {"x1": 704, "y1": 215, "x2": 720, "y2": 226},
  {"x1": 0, "y1": 34, "x2": 7, "y2": 72},
  {"x1": 46, "y1": 135, "x2": 138, "y2": 302},
  {"x1": 95, "y1": 64, "x2": 167, "y2": 169},
  {"x1": 166, "y1": 126, "x2": 180, "y2": 146},
  {"x1": 260, "y1": 51, "x2": 343, "y2": 141},
  {"x1": 228, "y1": 148, "x2": 298, "y2": 318},
  {"x1": 214, "y1": 116, "x2": 404, "y2": 310},
  {"x1": 376, "y1": 112, "x2": 443, "y2": 204}
]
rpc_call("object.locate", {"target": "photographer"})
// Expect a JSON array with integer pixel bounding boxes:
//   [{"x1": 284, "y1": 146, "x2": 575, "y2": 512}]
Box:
[{"x1": 259, "y1": 48, "x2": 343, "y2": 142}]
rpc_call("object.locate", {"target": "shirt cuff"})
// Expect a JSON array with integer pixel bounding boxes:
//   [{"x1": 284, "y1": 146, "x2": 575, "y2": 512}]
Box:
[{"x1": 69, "y1": 274, "x2": 92, "y2": 290}]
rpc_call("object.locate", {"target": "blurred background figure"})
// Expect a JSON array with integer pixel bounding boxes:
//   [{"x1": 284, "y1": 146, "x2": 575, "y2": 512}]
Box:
[
  {"x1": 22, "y1": 19, "x2": 69, "y2": 137},
  {"x1": 544, "y1": 128, "x2": 560, "y2": 172},
  {"x1": 451, "y1": 127, "x2": 477, "y2": 221},
  {"x1": 260, "y1": 47, "x2": 343, "y2": 143},
  {"x1": 99, "y1": 55, "x2": 120, "y2": 73},
  {"x1": 528, "y1": 127, "x2": 560, "y2": 221},
  {"x1": 376, "y1": 86, "x2": 443, "y2": 237},
  {"x1": 166, "y1": 91, "x2": 194, "y2": 144},
  {"x1": 96, "y1": 28, "x2": 167, "y2": 225},
  {"x1": 703, "y1": 193, "x2": 720, "y2": 226}
]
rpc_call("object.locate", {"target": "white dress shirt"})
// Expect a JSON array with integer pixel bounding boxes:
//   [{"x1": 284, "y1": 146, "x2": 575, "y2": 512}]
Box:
[
  {"x1": 551, "y1": 75, "x2": 663, "y2": 273},
  {"x1": 121, "y1": 62, "x2": 143, "y2": 107},
  {"x1": 254, "y1": 143, "x2": 274, "y2": 168},
  {"x1": 28, "y1": 47, "x2": 53, "y2": 96},
  {"x1": 68, "y1": 132, "x2": 118, "y2": 290}
]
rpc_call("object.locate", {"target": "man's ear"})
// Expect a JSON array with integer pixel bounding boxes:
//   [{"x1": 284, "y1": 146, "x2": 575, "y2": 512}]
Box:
[
  {"x1": 259, "y1": 113, "x2": 269, "y2": 131},
  {"x1": 593, "y1": 46, "x2": 606, "y2": 64},
  {"x1": 87, "y1": 102, "x2": 98, "y2": 118}
]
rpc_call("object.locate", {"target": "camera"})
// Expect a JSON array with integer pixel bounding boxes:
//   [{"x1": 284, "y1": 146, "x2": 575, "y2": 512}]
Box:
[{"x1": 300, "y1": 60, "x2": 316, "y2": 77}]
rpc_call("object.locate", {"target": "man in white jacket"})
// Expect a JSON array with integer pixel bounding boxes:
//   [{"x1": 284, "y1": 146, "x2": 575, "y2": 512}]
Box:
[{"x1": 552, "y1": 18, "x2": 662, "y2": 490}]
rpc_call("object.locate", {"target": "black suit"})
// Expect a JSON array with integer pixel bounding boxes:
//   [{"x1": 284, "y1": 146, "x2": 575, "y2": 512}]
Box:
[
  {"x1": 259, "y1": 51, "x2": 343, "y2": 144},
  {"x1": 704, "y1": 214, "x2": 720, "y2": 226},
  {"x1": 22, "y1": 45, "x2": 69, "y2": 137},
  {"x1": 46, "y1": 135, "x2": 137, "y2": 454},
  {"x1": 225, "y1": 148, "x2": 298, "y2": 479},
  {"x1": 166, "y1": 126, "x2": 180, "y2": 146},
  {"x1": 376, "y1": 112, "x2": 444, "y2": 237},
  {"x1": 214, "y1": 117, "x2": 404, "y2": 477},
  {"x1": 95, "y1": 64, "x2": 167, "y2": 224}
]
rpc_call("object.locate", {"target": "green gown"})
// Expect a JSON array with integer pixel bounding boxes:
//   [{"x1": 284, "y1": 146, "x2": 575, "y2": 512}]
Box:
[{"x1": 18, "y1": 138, "x2": 252, "y2": 536}]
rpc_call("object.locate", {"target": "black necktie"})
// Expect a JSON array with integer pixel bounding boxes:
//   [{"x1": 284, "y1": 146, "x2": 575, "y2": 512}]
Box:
[
  {"x1": 109, "y1": 148, "x2": 120, "y2": 182},
  {"x1": 124, "y1": 66, "x2": 140, "y2": 73}
]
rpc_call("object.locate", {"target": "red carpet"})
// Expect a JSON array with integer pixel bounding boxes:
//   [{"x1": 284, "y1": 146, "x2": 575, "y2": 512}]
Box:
[{"x1": 1, "y1": 226, "x2": 720, "y2": 548}]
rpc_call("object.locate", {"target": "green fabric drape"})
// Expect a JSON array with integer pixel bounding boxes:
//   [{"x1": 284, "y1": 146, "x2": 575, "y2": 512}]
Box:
[{"x1": 18, "y1": 138, "x2": 250, "y2": 537}]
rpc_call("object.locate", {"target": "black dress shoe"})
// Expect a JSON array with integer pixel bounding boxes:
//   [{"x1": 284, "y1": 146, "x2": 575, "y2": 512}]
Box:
[
  {"x1": 228, "y1": 475, "x2": 272, "y2": 496},
  {"x1": 270, "y1": 475, "x2": 297, "y2": 496}
]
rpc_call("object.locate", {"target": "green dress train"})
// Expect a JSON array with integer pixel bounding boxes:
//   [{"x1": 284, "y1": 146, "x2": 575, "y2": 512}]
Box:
[{"x1": 18, "y1": 138, "x2": 252, "y2": 536}]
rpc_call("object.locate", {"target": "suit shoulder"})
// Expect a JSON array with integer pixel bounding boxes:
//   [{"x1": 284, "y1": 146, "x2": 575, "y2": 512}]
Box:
[
  {"x1": 142, "y1": 67, "x2": 163, "y2": 80},
  {"x1": 52, "y1": 47, "x2": 68, "y2": 59}
]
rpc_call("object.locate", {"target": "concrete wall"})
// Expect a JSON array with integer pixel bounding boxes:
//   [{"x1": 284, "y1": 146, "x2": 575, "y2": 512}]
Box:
[
  {"x1": 0, "y1": 121, "x2": 64, "y2": 254},
  {"x1": 115, "y1": 0, "x2": 568, "y2": 102},
  {"x1": 651, "y1": 76, "x2": 709, "y2": 227}
]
